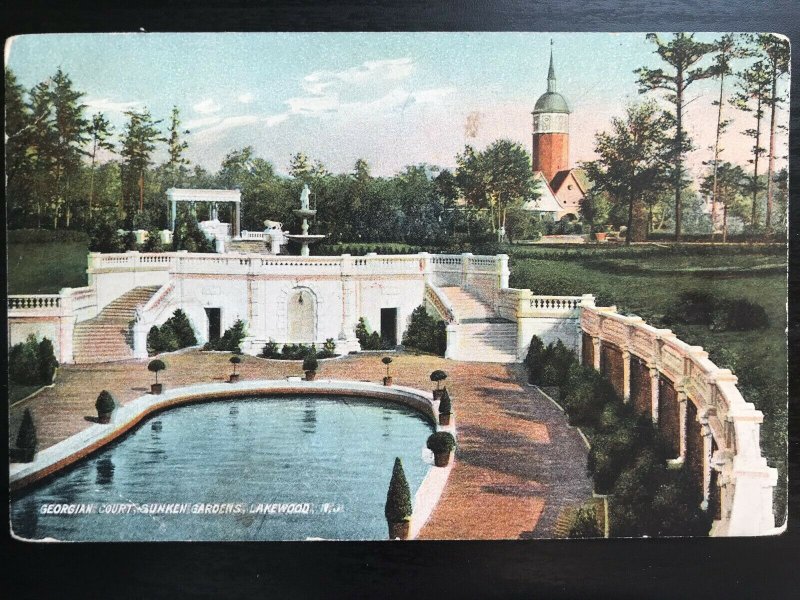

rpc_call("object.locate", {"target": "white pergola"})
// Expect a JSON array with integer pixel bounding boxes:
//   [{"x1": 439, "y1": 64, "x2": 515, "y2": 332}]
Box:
[{"x1": 166, "y1": 188, "x2": 242, "y2": 237}]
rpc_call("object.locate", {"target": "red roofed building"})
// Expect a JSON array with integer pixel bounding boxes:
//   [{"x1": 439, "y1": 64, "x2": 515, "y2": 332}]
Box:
[{"x1": 529, "y1": 42, "x2": 589, "y2": 220}]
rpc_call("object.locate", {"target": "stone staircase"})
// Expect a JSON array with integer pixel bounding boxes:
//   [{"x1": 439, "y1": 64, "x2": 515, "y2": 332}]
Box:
[
  {"x1": 72, "y1": 286, "x2": 160, "y2": 364},
  {"x1": 439, "y1": 286, "x2": 519, "y2": 363}
]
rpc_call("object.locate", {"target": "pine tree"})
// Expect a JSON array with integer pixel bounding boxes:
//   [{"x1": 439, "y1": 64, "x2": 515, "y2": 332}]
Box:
[
  {"x1": 119, "y1": 109, "x2": 165, "y2": 224},
  {"x1": 165, "y1": 106, "x2": 190, "y2": 187},
  {"x1": 636, "y1": 33, "x2": 716, "y2": 241},
  {"x1": 87, "y1": 113, "x2": 115, "y2": 220},
  {"x1": 749, "y1": 34, "x2": 789, "y2": 231},
  {"x1": 731, "y1": 61, "x2": 771, "y2": 228},
  {"x1": 706, "y1": 34, "x2": 748, "y2": 238}
]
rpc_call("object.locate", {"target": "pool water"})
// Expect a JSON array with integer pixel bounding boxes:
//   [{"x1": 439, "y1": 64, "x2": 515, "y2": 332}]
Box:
[{"x1": 10, "y1": 395, "x2": 434, "y2": 541}]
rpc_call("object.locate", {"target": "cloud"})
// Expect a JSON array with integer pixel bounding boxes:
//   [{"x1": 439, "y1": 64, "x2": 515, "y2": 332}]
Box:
[
  {"x1": 193, "y1": 98, "x2": 222, "y2": 114},
  {"x1": 84, "y1": 97, "x2": 144, "y2": 113},
  {"x1": 191, "y1": 115, "x2": 260, "y2": 138},
  {"x1": 185, "y1": 116, "x2": 223, "y2": 130},
  {"x1": 302, "y1": 57, "x2": 414, "y2": 94},
  {"x1": 238, "y1": 92, "x2": 255, "y2": 104},
  {"x1": 264, "y1": 113, "x2": 290, "y2": 127}
]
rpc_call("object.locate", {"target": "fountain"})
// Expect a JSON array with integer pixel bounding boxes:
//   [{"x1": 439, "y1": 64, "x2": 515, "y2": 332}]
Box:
[{"x1": 285, "y1": 184, "x2": 326, "y2": 256}]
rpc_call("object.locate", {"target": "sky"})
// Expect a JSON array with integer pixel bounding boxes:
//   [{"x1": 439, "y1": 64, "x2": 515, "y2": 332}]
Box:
[{"x1": 5, "y1": 32, "x2": 791, "y2": 181}]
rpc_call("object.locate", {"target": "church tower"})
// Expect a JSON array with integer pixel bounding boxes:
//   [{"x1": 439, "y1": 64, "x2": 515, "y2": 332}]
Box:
[{"x1": 532, "y1": 41, "x2": 571, "y2": 182}]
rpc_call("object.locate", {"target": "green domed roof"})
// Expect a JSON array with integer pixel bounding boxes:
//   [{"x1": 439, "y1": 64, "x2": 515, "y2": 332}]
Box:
[
  {"x1": 533, "y1": 92, "x2": 570, "y2": 114},
  {"x1": 533, "y1": 41, "x2": 571, "y2": 114}
]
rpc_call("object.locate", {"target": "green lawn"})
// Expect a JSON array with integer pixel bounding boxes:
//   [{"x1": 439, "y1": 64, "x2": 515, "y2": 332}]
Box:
[
  {"x1": 7, "y1": 241, "x2": 89, "y2": 294},
  {"x1": 508, "y1": 244, "x2": 788, "y2": 524}
]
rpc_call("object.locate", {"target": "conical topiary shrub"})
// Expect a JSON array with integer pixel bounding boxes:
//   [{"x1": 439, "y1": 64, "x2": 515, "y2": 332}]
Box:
[
  {"x1": 15, "y1": 408, "x2": 38, "y2": 462},
  {"x1": 438, "y1": 388, "x2": 453, "y2": 426},
  {"x1": 384, "y1": 457, "x2": 412, "y2": 540},
  {"x1": 382, "y1": 356, "x2": 393, "y2": 386},
  {"x1": 95, "y1": 390, "x2": 116, "y2": 424},
  {"x1": 303, "y1": 347, "x2": 319, "y2": 381}
]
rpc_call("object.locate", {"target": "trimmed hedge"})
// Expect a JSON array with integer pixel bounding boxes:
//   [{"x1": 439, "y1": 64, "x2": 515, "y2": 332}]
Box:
[
  {"x1": 204, "y1": 319, "x2": 246, "y2": 352},
  {"x1": 9, "y1": 334, "x2": 58, "y2": 386},
  {"x1": 148, "y1": 310, "x2": 198, "y2": 355},
  {"x1": 524, "y1": 334, "x2": 711, "y2": 537},
  {"x1": 402, "y1": 306, "x2": 447, "y2": 356}
]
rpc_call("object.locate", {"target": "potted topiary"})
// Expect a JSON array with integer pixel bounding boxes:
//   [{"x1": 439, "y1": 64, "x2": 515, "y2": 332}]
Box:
[
  {"x1": 384, "y1": 457, "x2": 412, "y2": 540},
  {"x1": 382, "y1": 356, "x2": 393, "y2": 386},
  {"x1": 430, "y1": 370, "x2": 448, "y2": 400},
  {"x1": 95, "y1": 390, "x2": 116, "y2": 424},
  {"x1": 427, "y1": 431, "x2": 457, "y2": 467},
  {"x1": 303, "y1": 350, "x2": 319, "y2": 381},
  {"x1": 14, "y1": 408, "x2": 37, "y2": 463},
  {"x1": 438, "y1": 388, "x2": 453, "y2": 426},
  {"x1": 229, "y1": 354, "x2": 242, "y2": 383},
  {"x1": 148, "y1": 359, "x2": 166, "y2": 394}
]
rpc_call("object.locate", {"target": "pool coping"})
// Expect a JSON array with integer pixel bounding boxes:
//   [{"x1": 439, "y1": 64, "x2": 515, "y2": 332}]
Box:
[{"x1": 9, "y1": 378, "x2": 455, "y2": 541}]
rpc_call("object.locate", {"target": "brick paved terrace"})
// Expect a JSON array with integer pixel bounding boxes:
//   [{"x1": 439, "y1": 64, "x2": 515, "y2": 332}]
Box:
[{"x1": 9, "y1": 350, "x2": 593, "y2": 539}]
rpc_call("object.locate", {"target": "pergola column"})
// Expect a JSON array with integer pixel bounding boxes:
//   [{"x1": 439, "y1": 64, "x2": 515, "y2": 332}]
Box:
[
  {"x1": 171, "y1": 198, "x2": 177, "y2": 231},
  {"x1": 235, "y1": 202, "x2": 241, "y2": 237}
]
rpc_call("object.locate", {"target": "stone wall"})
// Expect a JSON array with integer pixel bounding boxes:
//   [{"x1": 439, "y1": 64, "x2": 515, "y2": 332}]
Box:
[{"x1": 658, "y1": 376, "x2": 681, "y2": 459}]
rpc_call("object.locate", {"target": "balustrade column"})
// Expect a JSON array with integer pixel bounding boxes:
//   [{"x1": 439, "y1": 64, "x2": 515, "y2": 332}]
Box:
[
  {"x1": 460, "y1": 252, "x2": 473, "y2": 288},
  {"x1": 649, "y1": 366, "x2": 660, "y2": 423},
  {"x1": 700, "y1": 415, "x2": 713, "y2": 511},
  {"x1": 622, "y1": 349, "x2": 631, "y2": 403},
  {"x1": 497, "y1": 253, "x2": 510, "y2": 289},
  {"x1": 676, "y1": 387, "x2": 688, "y2": 464},
  {"x1": 592, "y1": 336, "x2": 601, "y2": 370}
]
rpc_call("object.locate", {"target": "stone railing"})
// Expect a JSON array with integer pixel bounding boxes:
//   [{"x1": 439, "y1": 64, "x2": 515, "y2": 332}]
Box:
[
  {"x1": 497, "y1": 288, "x2": 585, "y2": 321},
  {"x1": 236, "y1": 231, "x2": 268, "y2": 240},
  {"x1": 579, "y1": 298, "x2": 778, "y2": 536},
  {"x1": 424, "y1": 283, "x2": 457, "y2": 324},
  {"x1": 87, "y1": 251, "x2": 514, "y2": 285},
  {"x1": 8, "y1": 294, "x2": 61, "y2": 313}
]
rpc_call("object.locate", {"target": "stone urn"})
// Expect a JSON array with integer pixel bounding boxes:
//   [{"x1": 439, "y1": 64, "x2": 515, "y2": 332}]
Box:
[
  {"x1": 594, "y1": 232, "x2": 607, "y2": 242},
  {"x1": 387, "y1": 520, "x2": 410, "y2": 540},
  {"x1": 383, "y1": 376, "x2": 393, "y2": 386},
  {"x1": 151, "y1": 383, "x2": 163, "y2": 395},
  {"x1": 433, "y1": 450, "x2": 452, "y2": 467},
  {"x1": 305, "y1": 370, "x2": 317, "y2": 381},
  {"x1": 439, "y1": 412, "x2": 451, "y2": 427},
  {"x1": 228, "y1": 374, "x2": 240, "y2": 384}
]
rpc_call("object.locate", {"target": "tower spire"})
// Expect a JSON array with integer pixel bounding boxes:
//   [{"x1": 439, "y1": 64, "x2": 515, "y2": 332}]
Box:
[{"x1": 547, "y1": 39, "x2": 557, "y2": 93}]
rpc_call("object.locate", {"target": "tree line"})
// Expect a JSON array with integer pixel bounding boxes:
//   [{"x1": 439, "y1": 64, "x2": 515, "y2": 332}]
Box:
[
  {"x1": 5, "y1": 65, "x2": 538, "y2": 248},
  {"x1": 583, "y1": 33, "x2": 789, "y2": 243}
]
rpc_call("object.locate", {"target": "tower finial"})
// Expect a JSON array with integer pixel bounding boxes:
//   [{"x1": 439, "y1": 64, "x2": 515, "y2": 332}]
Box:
[{"x1": 547, "y1": 39, "x2": 556, "y2": 92}]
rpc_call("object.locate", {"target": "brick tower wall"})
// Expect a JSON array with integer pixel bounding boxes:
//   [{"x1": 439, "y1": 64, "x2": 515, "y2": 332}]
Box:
[{"x1": 532, "y1": 132, "x2": 569, "y2": 183}]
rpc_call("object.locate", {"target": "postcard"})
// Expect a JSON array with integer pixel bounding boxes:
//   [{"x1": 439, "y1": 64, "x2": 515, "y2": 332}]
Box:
[{"x1": 6, "y1": 32, "x2": 789, "y2": 541}]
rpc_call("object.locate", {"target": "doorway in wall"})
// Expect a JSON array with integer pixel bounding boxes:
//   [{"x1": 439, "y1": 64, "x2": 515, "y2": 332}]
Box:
[
  {"x1": 205, "y1": 308, "x2": 221, "y2": 342},
  {"x1": 380, "y1": 308, "x2": 398, "y2": 346}
]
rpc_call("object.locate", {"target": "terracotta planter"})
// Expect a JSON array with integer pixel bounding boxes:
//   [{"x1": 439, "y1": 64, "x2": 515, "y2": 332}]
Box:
[
  {"x1": 383, "y1": 376, "x2": 393, "y2": 386},
  {"x1": 387, "y1": 520, "x2": 411, "y2": 540},
  {"x1": 432, "y1": 389, "x2": 443, "y2": 401},
  {"x1": 594, "y1": 232, "x2": 607, "y2": 242},
  {"x1": 151, "y1": 383, "x2": 163, "y2": 395},
  {"x1": 229, "y1": 374, "x2": 240, "y2": 383},
  {"x1": 439, "y1": 412, "x2": 451, "y2": 426},
  {"x1": 97, "y1": 412, "x2": 112, "y2": 424},
  {"x1": 434, "y1": 450, "x2": 452, "y2": 467},
  {"x1": 305, "y1": 370, "x2": 316, "y2": 381}
]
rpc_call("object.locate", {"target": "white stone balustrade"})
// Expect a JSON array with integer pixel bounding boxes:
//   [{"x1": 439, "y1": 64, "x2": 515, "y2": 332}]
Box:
[{"x1": 579, "y1": 298, "x2": 779, "y2": 536}]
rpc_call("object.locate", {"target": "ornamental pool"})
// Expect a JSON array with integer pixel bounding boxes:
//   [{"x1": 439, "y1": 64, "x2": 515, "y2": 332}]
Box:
[{"x1": 10, "y1": 395, "x2": 434, "y2": 541}]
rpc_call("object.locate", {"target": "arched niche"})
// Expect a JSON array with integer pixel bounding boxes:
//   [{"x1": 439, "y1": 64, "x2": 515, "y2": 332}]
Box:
[{"x1": 287, "y1": 287, "x2": 317, "y2": 342}]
